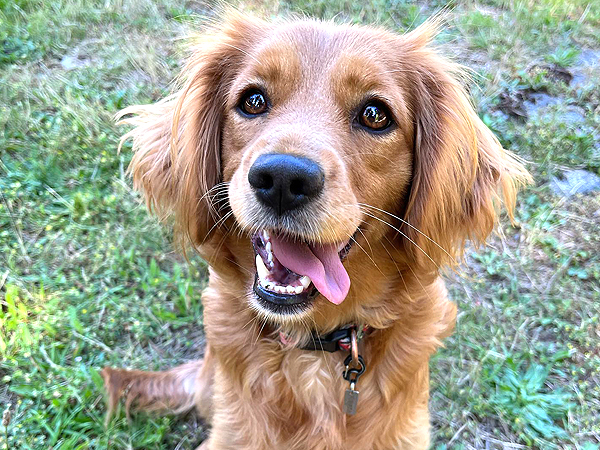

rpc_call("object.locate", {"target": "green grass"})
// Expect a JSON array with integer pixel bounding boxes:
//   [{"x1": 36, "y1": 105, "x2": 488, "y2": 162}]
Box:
[{"x1": 1, "y1": 0, "x2": 599, "y2": 449}]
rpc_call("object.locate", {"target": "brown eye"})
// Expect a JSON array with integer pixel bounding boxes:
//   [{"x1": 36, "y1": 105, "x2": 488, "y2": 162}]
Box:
[
  {"x1": 359, "y1": 102, "x2": 391, "y2": 131},
  {"x1": 239, "y1": 90, "x2": 268, "y2": 116}
]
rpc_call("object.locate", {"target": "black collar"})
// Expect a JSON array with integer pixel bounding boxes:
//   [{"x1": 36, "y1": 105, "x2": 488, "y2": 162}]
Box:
[
  {"x1": 300, "y1": 324, "x2": 372, "y2": 352},
  {"x1": 301, "y1": 326, "x2": 354, "y2": 352}
]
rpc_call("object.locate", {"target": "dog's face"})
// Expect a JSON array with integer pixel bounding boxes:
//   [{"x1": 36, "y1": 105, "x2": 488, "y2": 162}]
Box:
[
  {"x1": 223, "y1": 23, "x2": 415, "y2": 317},
  {"x1": 121, "y1": 14, "x2": 528, "y2": 325}
]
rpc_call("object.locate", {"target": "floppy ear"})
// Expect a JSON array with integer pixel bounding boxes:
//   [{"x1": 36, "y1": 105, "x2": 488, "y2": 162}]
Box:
[
  {"x1": 117, "y1": 13, "x2": 267, "y2": 246},
  {"x1": 398, "y1": 21, "x2": 531, "y2": 268}
]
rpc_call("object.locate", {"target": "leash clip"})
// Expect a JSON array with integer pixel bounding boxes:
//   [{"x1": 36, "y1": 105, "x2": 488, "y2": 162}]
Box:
[
  {"x1": 342, "y1": 354, "x2": 366, "y2": 384},
  {"x1": 342, "y1": 328, "x2": 366, "y2": 415}
]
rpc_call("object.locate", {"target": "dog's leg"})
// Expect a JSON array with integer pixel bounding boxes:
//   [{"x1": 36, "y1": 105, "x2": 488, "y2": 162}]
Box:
[{"x1": 101, "y1": 347, "x2": 215, "y2": 423}]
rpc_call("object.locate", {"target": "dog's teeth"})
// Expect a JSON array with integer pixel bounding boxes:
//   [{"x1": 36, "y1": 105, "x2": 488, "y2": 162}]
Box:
[
  {"x1": 294, "y1": 285, "x2": 303, "y2": 294},
  {"x1": 267, "y1": 252, "x2": 273, "y2": 263},
  {"x1": 286, "y1": 285, "x2": 296, "y2": 294},
  {"x1": 300, "y1": 276, "x2": 311, "y2": 288},
  {"x1": 255, "y1": 254, "x2": 269, "y2": 280},
  {"x1": 276, "y1": 286, "x2": 285, "y2": 294},
  {"x1": 263, "y1": 230, "x2": 270, "y2": 240},
  {"x1": 265, "y1": 241, "x2": 272, "y2": 254}
]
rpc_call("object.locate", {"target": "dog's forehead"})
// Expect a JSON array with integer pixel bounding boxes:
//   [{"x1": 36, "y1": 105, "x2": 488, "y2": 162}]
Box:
[{"x1": 245, "y1": 22, "x2": 398, "y2": 91}]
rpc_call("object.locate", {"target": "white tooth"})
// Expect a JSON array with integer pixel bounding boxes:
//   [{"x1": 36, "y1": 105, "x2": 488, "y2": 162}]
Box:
[
  {"x1": 265, "y1": 241, "x2": 272, "y2": 254},
  {"x1": 255, "y1": 254, "x2": 269, "y2": 280},
  {"x1": 294, "y1": 286, "x2": 303, "y2": 294},
  {"x1": 263, "y1": 230, "x2": 270, "y2": 240},
  {"x1": 286, "y1": 285, "x2": 295, "y2": 294},
  {"x1": 300, "y1": 276, "x2": 311, "y2": 288},
  {"x1": 275, "y1": 286, "x2": 285, "y2": 293},
  {"x1": 267, "y1": 252, "x2": 273, "y2": 263},
  {"x1": 266, "y1": 283, "x2": 275, "y2": 291}
]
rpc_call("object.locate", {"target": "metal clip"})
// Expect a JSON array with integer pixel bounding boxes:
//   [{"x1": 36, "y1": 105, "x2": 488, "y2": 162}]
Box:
[
  {"x1": 350, "y1": 327, "x2": 359, "y2": 366},
  {"x1": 342, "y1": 326, "x2": 367, "y2": 415},
  {"x1": 343, "y1": 354, "x2": 366, "y2": 384}
]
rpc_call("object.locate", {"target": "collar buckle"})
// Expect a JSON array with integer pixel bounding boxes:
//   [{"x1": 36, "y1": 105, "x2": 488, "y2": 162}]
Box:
[{"x1": 301, "y1": 327, "x2": 352, "y2": 352}]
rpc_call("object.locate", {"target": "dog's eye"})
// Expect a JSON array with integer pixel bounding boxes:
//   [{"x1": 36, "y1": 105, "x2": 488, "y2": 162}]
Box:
[
  {"x1": 239, "y1": 90, "x2": 268, "y2": 116},
  {"x1": 359, "y1": 102, "x2": 391, "y2": 131}
]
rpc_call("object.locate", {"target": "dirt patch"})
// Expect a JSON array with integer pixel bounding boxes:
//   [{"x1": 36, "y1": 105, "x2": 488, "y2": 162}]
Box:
[
  {"x1": 551, "y1": 169, "x2": 600, "y2": 196},
  {"x1": 571, "y1": 49, "x2": 600, "y2": 89},
  {"x1": 496, "y1": 63, "x2": 592, "y2": 124}
]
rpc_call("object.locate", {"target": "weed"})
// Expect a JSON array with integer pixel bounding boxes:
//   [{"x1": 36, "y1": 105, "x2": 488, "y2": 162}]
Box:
[
  {"x1": 486, "y1": 364, "x2": 573, "y2": 445},
  {"x1": 546, "y1": 47, "x2": 581, "y2": 67}
]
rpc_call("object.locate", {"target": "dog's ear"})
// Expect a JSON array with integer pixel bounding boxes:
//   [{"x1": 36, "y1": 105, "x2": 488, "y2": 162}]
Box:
[
  {"x1": 117, "y1": 12, "x2": 268, "y2": 246},
  {"x1": 398, "y1": 21, "x2": 531, "y2": 268}
]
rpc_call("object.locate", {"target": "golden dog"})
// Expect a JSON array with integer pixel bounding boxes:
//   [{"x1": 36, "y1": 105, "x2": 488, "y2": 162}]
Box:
[{"x1": 102, "y1": 11, "x2": 529, "y2": 450}]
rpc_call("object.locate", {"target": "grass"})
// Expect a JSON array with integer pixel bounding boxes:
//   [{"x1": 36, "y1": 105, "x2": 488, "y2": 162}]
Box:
[{"x1": 1, "y1": 0, "x2": 599, "y2": 449}]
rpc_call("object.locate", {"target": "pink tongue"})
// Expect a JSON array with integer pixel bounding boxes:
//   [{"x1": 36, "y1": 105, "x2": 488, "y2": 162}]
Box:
[{"x1": 270, "y1": 236, "x2": 350, "y2": 305}]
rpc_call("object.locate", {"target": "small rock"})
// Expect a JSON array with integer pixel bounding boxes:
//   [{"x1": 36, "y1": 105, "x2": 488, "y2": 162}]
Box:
[
  {"x1": 577, "y1": 49, "x2": 600, "y2": 67},
  {"x1": 556, "y1": 106, "x2": 586, "y2": 125},
  {"x1": 522, "y1": 92, "x2": 561, "y2": 117},
  {"x1": 60, "y1": 54, "x2": 89, "y2": 70},
  {"x1": 550, "y1": 169, "x2": 600, "y2": 196},
  {"x1": 571, "y1": 49, "x2": 599, "y2": 88},
  {"x1": 498, "y1": 90, "x2": 528, "y2": 119}
]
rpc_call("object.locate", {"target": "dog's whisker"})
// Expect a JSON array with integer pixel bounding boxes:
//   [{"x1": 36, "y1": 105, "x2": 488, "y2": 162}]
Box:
[
  {"x1": 223, "y1": 256, "x2": 254, "y2": 276},
  {"x1": 307, "y1": 314, "x2": 335, "y2": 382},
  {"x1": 254, "y1": 316, "x2": 269, "y2": 347},
  {"x1": 197, "y1": 181, "x2": 231, "y2": 206},
  {"x1": 205, "y1": 210, "x2": 235, "y2": 239},
  {"x1": 361, "y1": 210, "x2": 441, "y2": 271},
  {"x1": 381, "y1": 234, "x2": 413, "y2": 302},
  {"x1": 355, "y1": 221, "x2": 374, "y2": 256},
  {"x1": 405, "y1": 261, "x2": 435, "y2": 304},
  {"x1": 241, "y1": 315, "x2": 257, "y2": 332},
  {"x1": 358, "y1": 203, "x2": 455, "y2": 264},
  {"x1": 329, "y1": 215, "x2": 385, "y2": 276},
  {"x1": 210, "y1": 228, "x2": 237, "y2": 265}
]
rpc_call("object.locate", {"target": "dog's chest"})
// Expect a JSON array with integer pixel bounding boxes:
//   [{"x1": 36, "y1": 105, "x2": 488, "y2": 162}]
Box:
[
  {"x1": 270, "y1": 351, "x2": 360, "y2": 445},
  {"x1": 279, "y1": 350, "x2": 346, "y2": 408}
]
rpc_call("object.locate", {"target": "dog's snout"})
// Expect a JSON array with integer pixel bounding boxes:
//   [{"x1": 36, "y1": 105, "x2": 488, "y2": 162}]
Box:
[{"x1": 248, "y1": 153, "x2": 324, "y2": 215}]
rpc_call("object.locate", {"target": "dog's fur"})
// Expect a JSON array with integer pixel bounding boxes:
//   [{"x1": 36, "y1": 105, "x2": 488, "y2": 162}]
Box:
[{"x1": 101, "y1": 12, "x2": 530, "y2": 450}]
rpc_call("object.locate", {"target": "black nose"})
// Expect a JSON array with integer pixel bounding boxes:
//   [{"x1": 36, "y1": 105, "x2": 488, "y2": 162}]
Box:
[{"x1": 248, "y1": 153, "x2": 324, "y2": 215}]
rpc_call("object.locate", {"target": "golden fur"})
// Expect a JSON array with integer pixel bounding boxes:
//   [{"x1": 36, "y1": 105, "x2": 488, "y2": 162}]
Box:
[{"x1": 102, "y1": 12, "x2": 530, "y2": 450}]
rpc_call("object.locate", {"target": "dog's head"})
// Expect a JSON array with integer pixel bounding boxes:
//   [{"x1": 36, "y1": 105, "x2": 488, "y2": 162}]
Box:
[{"x1": 120, "y1": 12, "x2": 529, "y2": 324}]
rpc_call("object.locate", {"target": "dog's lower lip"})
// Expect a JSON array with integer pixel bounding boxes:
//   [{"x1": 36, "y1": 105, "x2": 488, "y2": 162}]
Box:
[{"x1": 252, "y1": 274, "x2": 317, "y2": 314}]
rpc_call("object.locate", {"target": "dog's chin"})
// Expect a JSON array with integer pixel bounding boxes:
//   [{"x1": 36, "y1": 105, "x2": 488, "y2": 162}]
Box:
[{"x1": 249, "y1": 229, "x2": 355, "y2": 322}]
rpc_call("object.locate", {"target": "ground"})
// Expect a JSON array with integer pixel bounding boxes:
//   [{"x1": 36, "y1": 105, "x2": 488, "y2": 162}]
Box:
[{"x1": 1, "y1": 0, "x2": 599, "y2": 449}]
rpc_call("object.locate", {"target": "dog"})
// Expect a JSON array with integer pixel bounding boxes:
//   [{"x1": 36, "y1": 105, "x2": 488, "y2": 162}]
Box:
[{"x1": 101, "y1": 11, "x2": 530, "y2": 450}]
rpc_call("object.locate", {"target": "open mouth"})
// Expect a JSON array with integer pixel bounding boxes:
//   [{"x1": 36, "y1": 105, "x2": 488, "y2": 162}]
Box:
[{"x1": 252, "y1": 230, "x2": 354, "y2": 314}]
